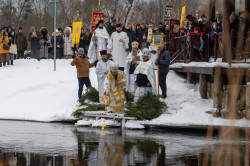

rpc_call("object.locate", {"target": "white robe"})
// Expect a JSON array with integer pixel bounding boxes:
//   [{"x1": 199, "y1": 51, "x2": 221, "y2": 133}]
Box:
[
  {"x1": 125, "y1": 50, "x2": 143, "y2": 93},
  {"x1": 134, "y1": 56, "x2": 157, "y2": 103},
  {"x1": 95, "y1": 60, "x2": 113, "y2": 104},
  {"x1": 103, "y1": 70, "x2": 127, "y2": 112},
  {"x1": 88, "y1": 27, "x2": 110, "y2": 63},
  {"x1": 107, "y1": 31, "x2": 129, "y2": 68}
]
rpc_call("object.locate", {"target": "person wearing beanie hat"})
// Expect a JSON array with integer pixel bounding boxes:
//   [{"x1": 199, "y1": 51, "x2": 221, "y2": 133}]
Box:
[
  {"x1": 88, "y1": 19, "x2": 109, "y2": 63},
  {"x1": 103, "y1": 62, "x2": 127, "y2": 113},
  {"x1": 15, "y1": 26, "x2": 28, "y2": 59},
  {"x1": 51, "y1": 29, "x2": 64, "y2": 59},
  {"x1": 63, "y1": 27, "x2": 73, "y2": 59},
  {"x1": 28, "y1": 26, "x2": 42, "y2": 61},
  {"x1": 71, "y1": 47, "x2": 98, "y2": 100},
  {"x1": 107, "y1": 22, "x2": 129, "y2": 71},
  {"x1": 125, "y1": 41, "x2": 143, "y2": 94},
  {"x1": 134, "y1": 48, "x2": 156, "y2": 103},
  {"x1": 95, "y1": 49, "x2": 113, "y2": 104},
  {"x1": 188, "y1": 17, "x2": 198, "y2": 32}
]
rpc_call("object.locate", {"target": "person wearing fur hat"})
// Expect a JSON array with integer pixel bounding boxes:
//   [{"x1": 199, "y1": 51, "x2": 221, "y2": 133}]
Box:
[
  {"x1": 63, "y1": 27, "x2": 73, "y2": 59},
  {"x1": 134, "y1": 48, "x2": 156, "y2": 103},
  {"x1": 107, "y1": 23, "x2": 129, "y2": 71},
  {"x1": 95, "y1": 50, "x2": 113, "y2": 104},
  {"x1": 125, "y1": 41, "x2": 143, "y2": 94},
  {"x1": 28, "y1": 26, "x2": 42, "y2": 61},
  {"x1": 15, "y1": 26, "x2": 28, "y2": 59},
  {"x1": 40, "y1": 27, "x2": 50, "y2": 59},
  {"x1": 103, "y1": 62, "x2": 127, "y2": 113},
  {"x1": 71, "y1": 48, "x2": 98, "y2": 99}
]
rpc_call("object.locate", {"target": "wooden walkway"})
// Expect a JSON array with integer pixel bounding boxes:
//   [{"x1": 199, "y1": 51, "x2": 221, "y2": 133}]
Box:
[{"x1": 81, "y1": 111, "x2": 137, "y2": 128}]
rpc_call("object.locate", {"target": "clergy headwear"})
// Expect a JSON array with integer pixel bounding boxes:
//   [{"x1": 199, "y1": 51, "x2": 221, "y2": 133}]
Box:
[
  {"x1": 100, "y1": 50, "x2": 107, "y2": 55},
  {"x1": 142, "y1": 48, "x2": 150, "y2": 57},
  {"x1": 110, "y1": 62, "x2": 119, "y2": 72},
  {"x1": 116, "y1": 23, "x2": 122, "y2": 28},
  {"x1": 131, "y1": 41, "x2": 139, "y2": 49}
]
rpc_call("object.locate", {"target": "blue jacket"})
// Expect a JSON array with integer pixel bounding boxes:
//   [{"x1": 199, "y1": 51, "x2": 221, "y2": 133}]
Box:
[
  {"x1": 124, "y1": 28, "x2": 136, "y2": 52},
  {"x1": 159, "y1": 49, "x2": 170, "y2": 74}
]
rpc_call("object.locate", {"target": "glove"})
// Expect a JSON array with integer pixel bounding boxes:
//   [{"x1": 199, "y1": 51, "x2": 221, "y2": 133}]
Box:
[
  {"x1": 151, "y1": 50, "x2": 157, "y2": 54},
  {"x1": 94, "y1": 60, "x2": 98, "y2": 67},
  {"x1": 155, "y1": 59, "x2": 160, "y2": 66}
]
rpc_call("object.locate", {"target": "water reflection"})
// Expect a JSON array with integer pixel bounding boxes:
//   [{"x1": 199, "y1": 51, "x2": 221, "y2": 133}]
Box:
[{"x1": 0, "y1": 121, "x2": 247, "y2": 166}]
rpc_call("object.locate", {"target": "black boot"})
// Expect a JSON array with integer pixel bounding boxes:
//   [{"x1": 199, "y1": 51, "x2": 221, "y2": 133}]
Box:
[
  {"x1": 3, "y1": 62, "x2": 6, "y2": 66},
  {"x1": 11, "y1": 60, "x2": 13, "y2": 65},
  {"x1": 7, "y1": 61, "x2": 10, "y2": 65},
  {"x1": 0, "y1": 63, "x2": 2, "y2": 67}
]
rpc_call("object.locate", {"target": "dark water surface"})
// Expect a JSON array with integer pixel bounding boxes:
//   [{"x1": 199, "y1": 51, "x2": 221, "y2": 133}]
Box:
[{"x1": 0, "y1": 120, "x2": 246, "y2": 166}]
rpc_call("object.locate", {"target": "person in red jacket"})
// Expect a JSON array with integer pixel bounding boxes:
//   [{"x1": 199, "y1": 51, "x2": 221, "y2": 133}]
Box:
[{"x1": 188, "y1": 27, "x2": 204, "y2": 61}]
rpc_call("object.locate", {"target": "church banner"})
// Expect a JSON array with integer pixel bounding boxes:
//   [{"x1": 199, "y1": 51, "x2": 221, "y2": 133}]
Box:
[
  {"x1": 180, "y1": 5, "x2": 186, "y2": 28},
  {"x1": 165, "y1": 5, "x2": 174, "y2": 19},
  {"x1": 91, "y1": 12, "x2": 104, "y2": 33},
  {"x1": 72, "y1": 21, "x2": 82, "y2": 45},
  {"x1": 169, "y1": 19, "x2": 180, "y2": 53}
]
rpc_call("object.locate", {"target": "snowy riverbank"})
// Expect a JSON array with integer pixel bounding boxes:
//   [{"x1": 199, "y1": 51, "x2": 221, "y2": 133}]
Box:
[{"x1": 0, "y1": 59, "x2": 249, "y2": 128}]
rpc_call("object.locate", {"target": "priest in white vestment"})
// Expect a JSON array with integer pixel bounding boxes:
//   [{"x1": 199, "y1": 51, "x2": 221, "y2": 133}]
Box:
[
  {"x1": 134, "y1": 48, "x2": 157, "y2": 103},
  {"x1": 95, "y1": 50, "x2": 113, "y2": 104},
  {"x1": 107, "y1": 23, "x2": 129, "y2": 71},
  {"x1": 103, "y1": 62, "x2": 127, "y2": 113},
  {"x1": 88, "y1": 20, "x2": 110, "y2": 63},
  {"x1": 125, "y1": 41, "x2": 143, "y2": 94}
]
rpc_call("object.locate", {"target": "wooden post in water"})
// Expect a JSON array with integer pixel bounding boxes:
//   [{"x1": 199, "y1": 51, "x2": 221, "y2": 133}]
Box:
[
  {"x1": 199, "y1": 74, "x2": 208, "y2": 99},
  {"x1": 246, "y1": 83, "x2": 250, "y2": 120},
  {"x1": 213, "y1": 68, "x2": 223, "y2": 111}
]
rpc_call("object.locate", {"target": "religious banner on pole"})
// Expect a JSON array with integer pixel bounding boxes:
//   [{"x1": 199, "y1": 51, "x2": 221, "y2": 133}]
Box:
[
  {"x1": 91, "y1": 12, "x2": 104, "y2": 33},
  {"x1": 180, "y1": 5, "x2": 186, "y2": 28},
  {"x1": 72, "y1": 21, "x2": 82, "y2": 45},
  {"x1": 169, "y1": 19, "x2": 180, "y2": 53},
  {"x1": 165, "y1": 4, "x2": 174, "y2": 19}
]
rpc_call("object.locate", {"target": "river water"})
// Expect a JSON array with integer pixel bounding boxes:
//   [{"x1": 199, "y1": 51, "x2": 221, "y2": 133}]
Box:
[{"x1": 0, "y1": 120, "x2": 247, "y2": 166}]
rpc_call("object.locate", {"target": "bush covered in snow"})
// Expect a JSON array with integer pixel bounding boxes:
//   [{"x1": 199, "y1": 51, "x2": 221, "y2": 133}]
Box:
[{"x1": 126, "y1": 93, "x2": 167, "y2": 120}]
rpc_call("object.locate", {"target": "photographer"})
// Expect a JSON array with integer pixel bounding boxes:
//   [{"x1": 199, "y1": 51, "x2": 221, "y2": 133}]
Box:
[
  {"x1": 71, "y1": 48, "x2": 98, "y2": 99},
  {"x1": 28, "y1": 26, "x2": 42, "y2": 61},
  {"x1": 0, "y1": 29, "x2": 10, "y2": 67}
]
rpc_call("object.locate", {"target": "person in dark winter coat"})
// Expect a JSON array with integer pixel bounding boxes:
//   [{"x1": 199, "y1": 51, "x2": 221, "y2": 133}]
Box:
[
  {"x1": 136, "y1": 24, "x2": 141, "y2": 42},
  {"x1": 124, "y1": 23, "x2": 137, "y2": 52},
  {"x1": 158, "y1": 22, "x2": 164, "y2": 33},
  {"x1": 15, "y1": 26, "x2": 28, "y2": 59},
  {"x1": 139, "y1": 33, "x2": 150, "y2": 50},
  {"x1": 40, "y1": 27, "x2": 50, "y2": 59},
  {"x1": 138, "y1": 23, "x2": 147, "y2": 42},
  {"x1": 155, "y1": 44, "x2": 170, "y2": 99},
  {"x1": 229, "y1": 12, "x2": 239, "y2": 32},
  {"x1": 51, "y1": 29, "x2": 64, "y2": 59},
  {"x1": 28, "y1": 26, "x2": 42, "y2": 61},
  {"x1": 7, "y1": 26, "x2": 16, "y2": 65},
  {"x1": 106, "y1": 20, "x2": 116, "y2": 37},
  {"x1": 78, "y1": 28, "x2": 92, "y2": 55}
]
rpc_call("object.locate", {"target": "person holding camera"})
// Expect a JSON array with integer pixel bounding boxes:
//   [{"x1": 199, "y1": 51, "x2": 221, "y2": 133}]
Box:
[
  {"x1": 71, "y1": 48, "x2": 98, "y2": 99},
  {"x1": 40, "y1": 27, "x2": 50, "y2": 59},
  {"x1": 0, "y1": 29, "x2": 10, "y2": 67},
  {"x1": 28, "y1": 26, "x2": 42, "y2": 61}
]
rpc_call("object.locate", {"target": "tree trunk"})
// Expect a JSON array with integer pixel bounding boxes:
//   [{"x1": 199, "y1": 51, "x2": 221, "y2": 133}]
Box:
[{"x1": 246, "y1": 83, "x2": 250, "y2": 120}]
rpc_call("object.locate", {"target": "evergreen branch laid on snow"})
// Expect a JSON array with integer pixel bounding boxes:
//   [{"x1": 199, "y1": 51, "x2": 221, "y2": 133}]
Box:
[
  {"x1": 124, "y1": 90, "x2": 134, "y2": 102},
  {"x1": 79, "y1": 87, "x2": 99, "y2": 105},
  {"x1": 125, "y1": 93, "x2": 167, "y2": 120}
]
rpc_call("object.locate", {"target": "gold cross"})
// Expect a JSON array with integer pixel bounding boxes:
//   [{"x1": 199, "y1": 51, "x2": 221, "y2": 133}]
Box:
[{"x1": 100, "y1": 123, "x2": 106, "y2": 130}]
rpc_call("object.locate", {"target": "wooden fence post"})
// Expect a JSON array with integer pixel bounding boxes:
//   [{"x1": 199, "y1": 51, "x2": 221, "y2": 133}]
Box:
[
  {"x1": 246, "y1": 83, "x2": 250, "y2": 120},
  {"x1": 213, "y1": 68, "x2": 223, "y2": 111},
  {"x1": 199, "y1": 74, "x2": 208, "y2": 99}
]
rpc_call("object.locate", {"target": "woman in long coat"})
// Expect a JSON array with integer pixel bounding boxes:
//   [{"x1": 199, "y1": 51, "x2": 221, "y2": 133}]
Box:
[
  {"x1": 40, "y1": 27, "x2": 50, "y2": 59},
  {"x1": 0, "y1": 29, "x2": 10, "y2": 67}
]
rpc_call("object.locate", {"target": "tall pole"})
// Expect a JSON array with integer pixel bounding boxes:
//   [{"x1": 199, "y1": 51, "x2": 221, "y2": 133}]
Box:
[
  {"x1": 54, "y1": 0, "x2": 57, "y2": 71},
  {"x1": 159, "y1": 0, "x2": 162, "y2": 23}
]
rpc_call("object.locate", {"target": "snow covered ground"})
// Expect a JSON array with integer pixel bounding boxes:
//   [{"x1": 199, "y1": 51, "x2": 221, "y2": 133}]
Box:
[{"x1": 0, "y1": 60, "x2": 249, "y2": 128}]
